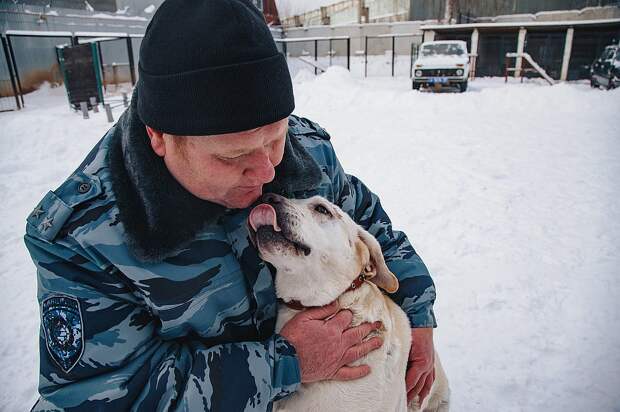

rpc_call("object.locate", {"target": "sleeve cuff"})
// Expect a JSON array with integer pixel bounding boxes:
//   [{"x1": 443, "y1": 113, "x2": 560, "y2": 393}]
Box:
[
  {"x1": 401, "y1": 298, "x2": 438, "y2": 328},
  {"x1": 271, "y1": 334, "x2": 302, "y2": 401}
]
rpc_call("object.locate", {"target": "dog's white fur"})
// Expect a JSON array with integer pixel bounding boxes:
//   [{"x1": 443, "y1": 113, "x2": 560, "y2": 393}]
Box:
[{"x1": 250, "y1": 195, "x2": 450, "y2": 412}]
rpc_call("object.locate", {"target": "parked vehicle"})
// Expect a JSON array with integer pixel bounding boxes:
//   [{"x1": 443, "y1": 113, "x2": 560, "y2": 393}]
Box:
[
  {"x1": 590, "y1": 44, "x2": 620, "y2": 90},
  {"x1": 412, "y1": 40, "x2": 469, "y2": 92}
]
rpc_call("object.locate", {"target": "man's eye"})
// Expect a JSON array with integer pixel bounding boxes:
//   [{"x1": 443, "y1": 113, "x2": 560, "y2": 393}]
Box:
[
  {"x1": 219, "y1": 154, "x2": 243, "y2": 161},
  {"x1": 314, "y1": 204, "x2": 331, "y2": 216}
]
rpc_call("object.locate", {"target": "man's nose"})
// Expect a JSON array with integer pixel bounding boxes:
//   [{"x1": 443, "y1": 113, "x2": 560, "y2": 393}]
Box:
[{"x1": 243, "y1": 149, "x2": 275, "y2": 184}]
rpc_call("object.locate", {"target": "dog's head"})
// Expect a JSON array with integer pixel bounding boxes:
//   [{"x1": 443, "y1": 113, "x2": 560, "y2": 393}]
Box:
[{"x1": 248, "y1": 193, "x2": 398, "y2": 306}]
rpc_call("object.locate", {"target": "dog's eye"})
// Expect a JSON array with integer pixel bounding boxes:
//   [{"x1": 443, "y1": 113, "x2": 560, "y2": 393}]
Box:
[{"x1": 314, "y1": 204, "x2": 332, "y2": 216}]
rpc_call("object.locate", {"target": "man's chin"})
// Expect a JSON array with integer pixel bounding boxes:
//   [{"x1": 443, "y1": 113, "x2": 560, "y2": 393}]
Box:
[{"x1": 227, "y1": 187, "x2": 263, "y2": 209}]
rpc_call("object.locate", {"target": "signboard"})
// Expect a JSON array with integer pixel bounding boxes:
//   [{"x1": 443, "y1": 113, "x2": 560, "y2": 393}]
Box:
[{"x1": 56, "y1": 43, "x2": 103, "y2": 110}]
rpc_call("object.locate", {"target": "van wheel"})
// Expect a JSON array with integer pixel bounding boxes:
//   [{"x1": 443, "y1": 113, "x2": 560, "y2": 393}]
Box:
[
  {"x1": 458, "y1": 81, "x2": 468, "y2": 93},
  {"x1": 590, "y1": 78, "x2": 598, "y2": 88},
  {"x1": 412, "y1": 81, "x2": 421, "y2": 90}
]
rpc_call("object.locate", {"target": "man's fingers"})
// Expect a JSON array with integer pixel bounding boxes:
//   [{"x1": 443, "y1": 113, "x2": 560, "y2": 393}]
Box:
[
  {"x1": 331, "y1": 365, "x2": 371, "y2": 381},
  {"x1": 303, "y1": 300, "x2": 340, "y2": 320},
  {"x1": 405, "y1": 366, "x2": 423, "y2": 392},
  {"x1": 343, "y1": 321, "x2": 382, "y2": 345},
  {"x1": 341, "y1": 336, "x2": 383, "y2": 365},
  {"x1": 418, "y1": 370, "x2": 435, "y2": 403},
  {"x1": 326, "y1": 308, "x2": 353, "y2": 330},
  {"x1": 410, "y1": 371, "x2": 428, "y2": 398}
]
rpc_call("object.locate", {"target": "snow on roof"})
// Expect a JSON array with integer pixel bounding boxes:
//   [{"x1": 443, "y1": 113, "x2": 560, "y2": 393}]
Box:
[
  {"x1": 64, "y1": 13, "x2": 148, "y2": 21},
  {"x1": 423, "y1": 40, "x2": 467, "y2": 44},
  {"x1": 373, "y1": 32, "x2": 421, "y2": 38},
  {"x1": 75, "y1": 31, "x2": 128, "y2": 38},
  {"x1": 5, "y1": 30, "x2": 73, "y2": 37},
  {"x1": 421, "y1": 18, "x2": 620, "y2": 31}
]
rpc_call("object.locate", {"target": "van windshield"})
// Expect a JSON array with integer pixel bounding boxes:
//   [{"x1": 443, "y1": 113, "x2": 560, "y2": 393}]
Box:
[{"x1": 422, "y1": 43, "x2": 466, "y2": 57}]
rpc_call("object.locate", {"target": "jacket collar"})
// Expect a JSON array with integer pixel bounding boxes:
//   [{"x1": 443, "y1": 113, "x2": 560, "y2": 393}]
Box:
[{"x1": 107, "y1": 90, "x2": 323, "y2": 263}]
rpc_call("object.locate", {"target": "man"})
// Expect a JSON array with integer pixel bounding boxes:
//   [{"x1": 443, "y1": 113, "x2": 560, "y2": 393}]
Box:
[{"x1": 25, "y1": 0, "x2": 437, "y2": 410}]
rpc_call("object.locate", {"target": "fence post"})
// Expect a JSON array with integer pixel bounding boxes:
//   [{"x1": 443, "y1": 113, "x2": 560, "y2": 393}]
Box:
[
  {"x1": 104, "y1": 104, "x2": 114, "y2": 122},
  {"x1": 314, "y1": 39, "x2": 318, "y2": 75},
  {"x1": 6, "y1": 35, "x2": 25, "y2": 107},
  {"x1": 1, "y1": 35, "x2": 21, "y2": 110},
  {"x1": 329, "y1": 38, "x2": 332, "y2": 67},
  {"x1": 391, "y1": 35, "x2": 395, "y2": 77},
  {"x1": 364, "y1": 36, "x2": 368, "y2": 78},
  {"x1": 126, "y1": 36, "x2": 136, "y2": 86},
  {"x1": 410, "y1": 42, "x2": 414, "y2": 78},
  {"x1": 80, "y1": 101, "x2": 89, "y2": 119},
  {"x1": 89, "y1": 96, "x2": 98, "y2": 112},
  {"x1": 112, "y1": 63, "x2": 118, "y2": 89},
  {"x1": 346, "y1": 38, "x2": 350, "y2": 71},
  {"x1": 96, "y1": 42, "x2": 106, "y2": 92}
]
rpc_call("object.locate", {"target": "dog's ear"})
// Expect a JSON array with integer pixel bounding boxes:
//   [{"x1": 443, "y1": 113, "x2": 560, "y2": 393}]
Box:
[{"x1": 357, "y1": 229, "x2": 399, "y2": 293}]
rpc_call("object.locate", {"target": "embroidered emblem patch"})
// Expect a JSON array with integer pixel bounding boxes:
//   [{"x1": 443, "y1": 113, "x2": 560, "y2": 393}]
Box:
[{"x1": 42, "y1": 295, "x2": 84, "y2": 373}]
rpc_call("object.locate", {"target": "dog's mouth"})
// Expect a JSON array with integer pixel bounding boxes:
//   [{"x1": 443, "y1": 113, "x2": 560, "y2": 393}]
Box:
[{"x1": 248, "y1": 203, "x2": 312, "y2": 257}]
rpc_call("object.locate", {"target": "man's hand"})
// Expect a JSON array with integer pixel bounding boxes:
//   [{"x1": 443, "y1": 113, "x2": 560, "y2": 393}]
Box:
[
  {"x1": 280, "y1": 301, "x2": 383, "y2": 383},
  {"x1": 406, "y1": 327, "x2": 435, "y2": 404}
]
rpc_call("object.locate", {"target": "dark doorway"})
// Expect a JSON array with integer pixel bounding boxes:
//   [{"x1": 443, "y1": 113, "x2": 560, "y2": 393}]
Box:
[
  {"x1": 525, "y1": 30, "x2": 566, "y2": 80},
  {"x1": 569, "y1": 27, "x2": 620, "y2": 80},
  {"x1": 477, "y1": 31, "x2": 519, "y2": 77}
]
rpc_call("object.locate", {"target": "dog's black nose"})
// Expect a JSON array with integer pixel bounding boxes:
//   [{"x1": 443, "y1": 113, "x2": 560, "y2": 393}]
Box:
[{"x1": 262, "y1": 193, "x2": 284, "y2": 205}]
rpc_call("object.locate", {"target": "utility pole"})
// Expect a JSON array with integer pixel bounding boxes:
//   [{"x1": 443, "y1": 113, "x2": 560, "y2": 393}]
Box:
[{"x1": 443, "y1": 0, "x2": 454, "y2": 23}]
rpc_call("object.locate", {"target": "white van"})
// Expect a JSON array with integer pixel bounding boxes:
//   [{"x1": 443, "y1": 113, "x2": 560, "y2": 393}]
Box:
[{"x1": 412, "y1": 40, "x2": 469, "y2": 92}]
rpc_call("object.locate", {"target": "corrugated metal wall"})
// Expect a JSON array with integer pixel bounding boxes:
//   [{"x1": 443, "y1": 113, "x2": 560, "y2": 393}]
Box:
[
  {"x1": 410, "y1": 0, "x2": 619, "y2": 21},
  {"x1": 0, "y1": 2, "x2": 148, "y2": 95},
  {"x1": 409, "y1": 0, "x2": 445, "y2": 21}
]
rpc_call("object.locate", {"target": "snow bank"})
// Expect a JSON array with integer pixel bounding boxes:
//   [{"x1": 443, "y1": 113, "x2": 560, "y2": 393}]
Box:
[{"x1": 1, "y1": 73, "x2": 619, "y2": 411}]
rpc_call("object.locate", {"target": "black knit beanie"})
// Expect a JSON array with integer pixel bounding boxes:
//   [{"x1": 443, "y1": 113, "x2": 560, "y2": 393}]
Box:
[{"x1": 136, "y1": 0, "x2": 294, "y2": 136}]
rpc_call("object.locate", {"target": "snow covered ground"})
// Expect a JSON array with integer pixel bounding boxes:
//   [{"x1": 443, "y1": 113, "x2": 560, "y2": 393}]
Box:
[{"x1": 1, "y1": 71, "x2": 619, "y2": 411}]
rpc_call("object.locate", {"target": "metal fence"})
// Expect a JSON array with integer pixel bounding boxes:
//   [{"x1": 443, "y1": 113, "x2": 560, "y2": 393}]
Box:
[
  {"x1": 1, "y1": 29, "x2": 427, "y2": 113},
  {"x1": 275, "y1": 36, "x2": 351, "y2": 77},
  {"x1": 1, "y1": 30, "x2": 142, "y2": 109},
  {"x1": 0, "y1": 34, "x2": 21, "y2": 112},
  {"x1": 364, "y1": 33, "x2": 423, "y2": 77}
]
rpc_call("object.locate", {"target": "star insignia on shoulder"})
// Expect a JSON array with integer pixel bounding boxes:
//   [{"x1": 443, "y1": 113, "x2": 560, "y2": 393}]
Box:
[
  {"x1": 40, "y1": 217, "x2": 54, "y2": 232},
  {"x1": 31, "y1": 207, "x2": 44, "y2": 219}
]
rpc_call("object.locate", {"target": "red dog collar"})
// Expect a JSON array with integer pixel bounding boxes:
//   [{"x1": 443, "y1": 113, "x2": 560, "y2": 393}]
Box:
[{"x1": 279, "y1": 274, "x2": 367, "y2": 311}]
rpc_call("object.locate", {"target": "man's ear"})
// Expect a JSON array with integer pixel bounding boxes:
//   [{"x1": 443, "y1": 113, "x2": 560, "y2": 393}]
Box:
[
  {"x1": 357, "y1": 229, "x2": 399, "y2": 293},
  {"x1": 145, "y1": 125, "x2": 166, "y2": 157}
]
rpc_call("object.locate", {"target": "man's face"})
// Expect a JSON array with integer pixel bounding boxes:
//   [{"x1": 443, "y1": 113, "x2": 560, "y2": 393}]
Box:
[{"x1": 146, "y1": 118, "x2": 288, "y2": 209}]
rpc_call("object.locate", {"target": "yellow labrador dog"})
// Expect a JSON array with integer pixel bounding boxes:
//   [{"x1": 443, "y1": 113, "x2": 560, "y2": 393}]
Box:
[{"x1": 248, "y1": 194, "x2": 450, "y2": 412}]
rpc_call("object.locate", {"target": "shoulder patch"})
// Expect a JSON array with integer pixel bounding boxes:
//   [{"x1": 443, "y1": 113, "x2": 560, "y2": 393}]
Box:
[
  {"x1": 27, "y1": 172, "x2": 102, "y2": 242},
  {"x1": 41, "y1": 295, "x2": 84, "y2": 373}
]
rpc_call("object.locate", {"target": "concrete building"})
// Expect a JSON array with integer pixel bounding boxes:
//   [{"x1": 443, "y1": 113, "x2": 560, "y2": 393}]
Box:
[{"x1": 421, "y1": 19, "x2": 620, "y2": 80}]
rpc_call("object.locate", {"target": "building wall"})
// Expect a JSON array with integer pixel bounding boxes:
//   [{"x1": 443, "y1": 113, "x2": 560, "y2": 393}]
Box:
[
  {"x1": 281, "y1": 0, "x2": 410, "y2": 27},
  {"x1": 410, "y1": 0, "x2": 620, "y2": 21},
  {"x1": 1, "y1": 2, "x2": 148, "y2": 95},
  {"x1": 16, "y1": 0, "x2": 118, "y2": 12},
  {"x1": 429, "y1": 21, "x2": 620, "y2": 79},
  {"x1": 283, "y1": 21, "x2": 424, "y2": 57}
]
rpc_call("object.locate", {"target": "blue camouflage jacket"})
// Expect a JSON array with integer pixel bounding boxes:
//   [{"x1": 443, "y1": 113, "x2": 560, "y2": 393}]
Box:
[{"x1": 25, "y1": 97, "x2": 436, "y2": 411}]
